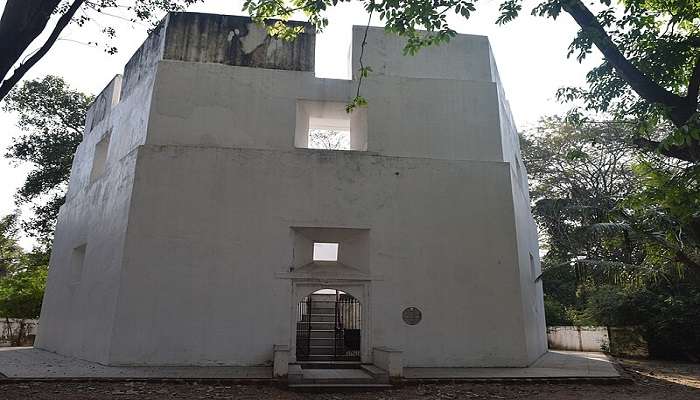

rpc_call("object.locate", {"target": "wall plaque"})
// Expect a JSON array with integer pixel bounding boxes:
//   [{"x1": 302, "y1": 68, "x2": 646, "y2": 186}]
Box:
[{"x1": 402, "y1": 307, "x2": 422, "y2": 325}]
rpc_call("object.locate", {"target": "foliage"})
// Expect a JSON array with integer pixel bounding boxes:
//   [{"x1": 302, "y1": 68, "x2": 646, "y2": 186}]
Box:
[
  {"x1": 0, "y1": 212, "x2": 48, "y2": 345},
  {"x1": 582, "y1": 283, "x2": 700, "y2": 359},
  {"x1": 0, "y1": 211, "x2": 48, "y2": 318},
  {"x1": 523, "y1": 117, "x2": 700, "y2": 359},
  {"x1": 623, "y1": 159, "x2": 700, "y2": 273},
  {"x1": 3, "y1": 76, "x2": 93, "y2": 245},
  {"x1": 0, "y1": 262, "x2": 48, "y2": 346},
  {"x1": 0, "y1": 214, "x2": 23, "y2": 277},
  {"x1": 0, "y1": 265, "x2": 48, "y2": 321},
  {"x1": 522, "y1": 118, "x2": 642, "y2": 279},
  {"x1": 543, "y1": 296, "x2": 573, "y2": 325},
  {"x1": 524, "y1": 117, "x2": 699, "y2": 278}
]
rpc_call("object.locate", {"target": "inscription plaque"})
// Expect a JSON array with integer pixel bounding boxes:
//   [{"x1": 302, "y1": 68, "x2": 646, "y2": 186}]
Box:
[{"x1": 402, "y1": 307, "x2": 422, "y2": 325}]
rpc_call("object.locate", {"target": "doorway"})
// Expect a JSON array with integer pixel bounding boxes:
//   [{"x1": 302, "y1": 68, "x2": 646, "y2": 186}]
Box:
[{"x1": 296, "y1": 289, "x2": 361, "y2": 362}]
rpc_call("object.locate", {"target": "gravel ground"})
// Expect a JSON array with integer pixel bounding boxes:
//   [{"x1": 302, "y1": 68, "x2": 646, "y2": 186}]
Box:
[{"x1": 1, "y1": 360, "x2": 698, "y2": 399}]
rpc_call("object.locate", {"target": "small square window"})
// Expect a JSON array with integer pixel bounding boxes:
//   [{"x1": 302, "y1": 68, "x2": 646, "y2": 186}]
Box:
[
  {"x1": 313, "y1": 242, "x2": 339, "y2": 261},
  {"x1": 295, "y1": 100, "x2": 367, "y2": 151}
]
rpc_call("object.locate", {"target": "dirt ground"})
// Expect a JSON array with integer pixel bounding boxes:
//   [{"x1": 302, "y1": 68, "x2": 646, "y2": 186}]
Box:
[{"x1": 1, "y1": 359, "x2": 699, "y2": 399}]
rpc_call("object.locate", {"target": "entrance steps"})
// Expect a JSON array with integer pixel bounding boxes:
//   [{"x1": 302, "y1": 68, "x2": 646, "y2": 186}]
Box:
[
  {"x1": 297, "y1": 292, "x2": 361, "y2": 364},
  {"x1": 297, "y1": 360, "x2": 362, "y2": 369},
  {"x1": 288, "y1": 363, "x2": 391, "y2": 390},
  {"x1": 302, "y1": 355, "x2": 360, "y2": 361}
]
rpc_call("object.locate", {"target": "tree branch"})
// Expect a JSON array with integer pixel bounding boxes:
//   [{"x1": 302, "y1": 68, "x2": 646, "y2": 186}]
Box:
[
  {"x1": 0, "y1": 0, "x2": 86, "y2": 102},
  {"x1": 675, "y1": 250, "x2": 700, "y2": 272},
  {"x1": 686, "y1": 55, "x2": 700, "y2": 105},
  {"x1": 632, "y1": 137, "x2": 700, "y2": 163},
  {"x1": 0, "y1": 0, "x2": 62, "y2": 84},
  {"x1": 561, "y1": 0, "x2": 689, "y2": 125}
]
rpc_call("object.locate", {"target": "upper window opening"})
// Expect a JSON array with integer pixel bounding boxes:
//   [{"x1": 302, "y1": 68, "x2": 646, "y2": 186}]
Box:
[
  {"x1": 295, "y1": 100, "x2": 367, "y2": 151},
  {"x1": 313, "y1": 242, "x2": 339, "y2": 261}
]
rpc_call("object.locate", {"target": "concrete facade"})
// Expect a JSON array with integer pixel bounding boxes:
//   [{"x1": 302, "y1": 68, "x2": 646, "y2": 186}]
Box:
[{"x1": 36, "y1": 12, "x2": 547, "y2": 367}]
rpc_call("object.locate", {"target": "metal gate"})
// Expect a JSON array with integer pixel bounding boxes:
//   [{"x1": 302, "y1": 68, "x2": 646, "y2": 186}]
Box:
[{"x1": 296, "y1": 291, "x2": 361, "y2": 361}]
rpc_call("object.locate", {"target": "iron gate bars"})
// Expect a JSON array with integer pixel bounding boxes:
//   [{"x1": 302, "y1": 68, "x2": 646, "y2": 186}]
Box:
[
  {"x1": 306, "y1": 296, "x2": 312, "y2": 359},
  {"x1": 295, "y1": 293, "x2": 361, "y2": 361}
]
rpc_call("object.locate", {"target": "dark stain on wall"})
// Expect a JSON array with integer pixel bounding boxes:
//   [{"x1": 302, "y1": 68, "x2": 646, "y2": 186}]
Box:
[
  {"x1": 121, "y1": 18, "x2": 168, "y2": 100},
  {"x1": 163, "y1": 13, "x2": 315, "y2": 72}
]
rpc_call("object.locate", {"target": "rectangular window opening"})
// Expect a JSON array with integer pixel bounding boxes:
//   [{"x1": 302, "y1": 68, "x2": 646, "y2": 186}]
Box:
[
  {"x1": 90, "y1": 133, "x2": 111, "y2": 183},
  {"x1": 313, "y1": 242, "x2": 339, "y2": 261},
  {"x1": 295, "y1": 100, "x2": 367, "y2": 151},
  {"x1": 71, "y1": 244, "x2": 87, "y2": 285}
]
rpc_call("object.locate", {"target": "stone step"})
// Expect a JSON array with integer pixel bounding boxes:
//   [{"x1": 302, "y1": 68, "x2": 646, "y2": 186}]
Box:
[
  {"x1": 308, "y1": 308, "x2": 336, "y2": 315},
  {"x1": 308, "y1": 346, "x2": 345, "y2": 355},
  {"x1": 289, "y1": 368, "x2": 390, "y2": 390},
  {"x1": 309, "y1": 330, "x2": 335, "y2": 339},
  {"x1": 288, "y1": 383, "x2": 393, "y2": 391},
  {"x1": 300, "y1": 314, "x2": 335, "y2": 322},
  {"x1": 297, "y1": 321, "x2": 335, "y2": 330},
  {"x1": 302, "y1": 368, "x2": 374, "y2": 382},
  {"x1": 301, "y1": 355, "x2": 361, "y2": 362},
  {"x1": 296, "y1": 361, "x2": 362, "y2": 369},
  {"x1": 296, "y1": 331, "x2": 336, "y2": 339},
  {"x1": 308, "y1": 338, "x2": 337, "y2": 346},
  {"x1": 306, "y1": 301, "x2": 335, "y2": 309}
]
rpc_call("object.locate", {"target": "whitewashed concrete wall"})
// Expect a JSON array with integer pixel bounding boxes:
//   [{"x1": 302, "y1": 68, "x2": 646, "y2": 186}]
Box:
[
  {"x1": 547, "y1": 326, "x2": 609, "y2": 352},
  {"x1": 38, "y1": 12, "x2": 546, "y2": 367},
  {"x1": 34, "y1": 19, "x2": 167, "y2": 364}
]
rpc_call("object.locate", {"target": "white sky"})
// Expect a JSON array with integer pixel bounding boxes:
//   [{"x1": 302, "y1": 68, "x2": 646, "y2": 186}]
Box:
[
  {"x1": 313, "y1": 242, "x2": 340, "y2": 261},
  {"x1": 0, "y1": 0, "x2": 600, "y2": 248}
]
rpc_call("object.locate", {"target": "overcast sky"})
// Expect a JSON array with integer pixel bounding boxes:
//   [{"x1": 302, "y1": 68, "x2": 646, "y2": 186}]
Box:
[{"x1": 0, "y1": 0, "x2": 600, "y2": 248}]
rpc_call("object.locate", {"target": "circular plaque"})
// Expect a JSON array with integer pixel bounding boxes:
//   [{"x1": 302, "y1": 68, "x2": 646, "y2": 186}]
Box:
[{"x1": 402, "y1": 307, "x2": 422, "y2": 325}]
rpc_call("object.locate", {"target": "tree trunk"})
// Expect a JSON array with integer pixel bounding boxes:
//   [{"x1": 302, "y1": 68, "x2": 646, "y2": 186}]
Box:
[
  {"x1": 0, "y1": 0, "x2": 85, "y2": 102},
  {"x1": 561, "y1": 0, "x2": 700, "y2": 163},
  {"x1": 14, "y1": 319, "x2": 26, "y2": 346},
  {"x1": 0, "y1": 0, "x2": 62, "y2": 84}
]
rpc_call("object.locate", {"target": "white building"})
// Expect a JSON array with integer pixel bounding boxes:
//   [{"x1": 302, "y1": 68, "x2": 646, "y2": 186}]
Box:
[{"x1": 36, "y1": 12, "x2": 546, "y2": 370}]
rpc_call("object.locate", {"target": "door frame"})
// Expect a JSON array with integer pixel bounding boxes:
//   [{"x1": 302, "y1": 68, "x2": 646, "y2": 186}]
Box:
[{"x1": 290, "y1": 280, "x2": 371, "y2": 363}]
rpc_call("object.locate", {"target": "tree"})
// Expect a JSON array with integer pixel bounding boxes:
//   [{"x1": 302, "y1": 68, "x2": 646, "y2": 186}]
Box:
[
  {"x1": 523, "y1": 118, "x2": 700, "y2": 358},
  {"x1": 0, "y1": 264, "x2": 47, "y2": 345},
  {"x1": 0, "y1": 213, "x2": 22, "y2": 277},
  {"x1": 522, "y1": 118, "x2": 643, "y2": 324},
  {"x1": 308, "y1": 129, "x2": 350, "y2": 150},
  {"x1": 0, "y1": 0, "x2": 202, "y2": 102},
  {"x1": 245, "y1": 0, "x2": 700, "y2": 163},
  {"x1": 525, "y1": 117, "x2": 699, "y2": 276},
  {"x1": 522, "y1": 118, "x2": 639, "y2": 273},
  {"x1": 3, "y1": 76, "x2": 92, "y2": 245},
  {"x1": 0, "y1": 213, "x2": 47, "y2": 346},
  {"x1": 582, "y1": 283, "x2": 700, "y2": 359}
]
